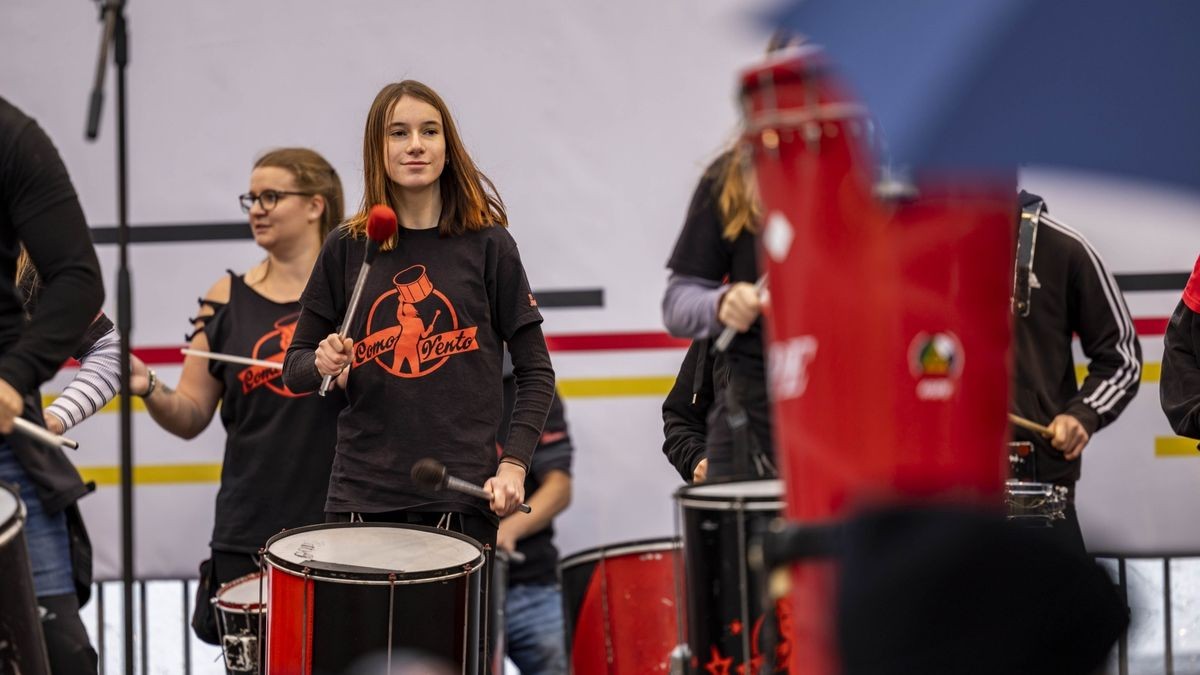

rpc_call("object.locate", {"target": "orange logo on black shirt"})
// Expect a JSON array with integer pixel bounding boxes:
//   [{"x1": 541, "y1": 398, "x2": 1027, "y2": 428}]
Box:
[
  {"x1": 238, "y1": 313, "x2": 307, "y2": 397},
  {"x1": 353, "y1": 264, "x2": 479, "y2": 378}
]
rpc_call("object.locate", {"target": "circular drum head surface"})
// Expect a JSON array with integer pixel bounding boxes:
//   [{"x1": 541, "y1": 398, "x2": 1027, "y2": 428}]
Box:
[
  {"x1": 267, "y1": 524, "x2": 482, "y2": 580},
  {"x1": 214, "y1": 573, "x2": 264, "y2": 612},
  {"x1": 680, "y1": 478, "x2": 782, "y2": 501},
  {"x1": 0, "y1": 482, "x2": 18, "y2": 525}
]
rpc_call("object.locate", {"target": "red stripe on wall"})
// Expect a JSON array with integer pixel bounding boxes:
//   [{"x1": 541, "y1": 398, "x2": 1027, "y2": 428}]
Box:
[
  {"x1": 544, "y1": 332, "x2": 691, "y2": 352},
  {"x1": 125, "y1": 332, "x2": 691, "y2": 366},
  {"x1": 1134, "y1": 317, "x2": 1168, "y2": 336},
  {"x1": 73, "y1": 319, "x2": 1170, "y2": 369}
]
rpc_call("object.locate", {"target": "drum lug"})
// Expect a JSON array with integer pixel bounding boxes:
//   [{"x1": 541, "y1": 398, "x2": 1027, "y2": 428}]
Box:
[{"x1": 669, "y1": 643, "x2": 692, "y2": 675}]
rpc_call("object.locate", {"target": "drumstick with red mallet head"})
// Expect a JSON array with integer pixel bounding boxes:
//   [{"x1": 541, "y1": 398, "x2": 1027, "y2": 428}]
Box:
[
  {"x1": 411, "y1": 458, "x2": 532, "y2": 514},
  {"x1": 319, "y1": 205, "x2": 399, "y2": 396}
]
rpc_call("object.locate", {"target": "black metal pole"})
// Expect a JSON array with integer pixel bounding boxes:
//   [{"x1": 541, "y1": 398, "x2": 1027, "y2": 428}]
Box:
[
  {"x1": 114, "y1": 8, "x2": 134, "y2": 673},
  {"x1": 86, "y1": 2, "x2": 134, "y2": 674}
]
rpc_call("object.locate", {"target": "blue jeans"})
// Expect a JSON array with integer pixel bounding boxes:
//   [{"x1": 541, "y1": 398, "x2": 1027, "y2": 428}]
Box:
[
  {"x1": 0, "y1": 443, "x2": 74, "y2": 597},
  {"x1": 505, "y1": 583, "x2": 567, "y2": 675}
]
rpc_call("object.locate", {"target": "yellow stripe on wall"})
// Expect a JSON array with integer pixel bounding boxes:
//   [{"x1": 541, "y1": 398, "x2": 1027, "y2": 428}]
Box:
[
  {"x1": 557, "y1": 376, "x2": 675, "y2": 399},
  {"x1": 1155, "y1": 436, "x2": 1198, "y2": 458},
  {"x1": 41, "y1": 395, "x2": 147, "y2": 413},
  {"x1": 78, "y1": 463, "x2": 223, "y2": 486},
  {"x1": 1076, "y1": 361, "x2": 1159, "y2": 385}
]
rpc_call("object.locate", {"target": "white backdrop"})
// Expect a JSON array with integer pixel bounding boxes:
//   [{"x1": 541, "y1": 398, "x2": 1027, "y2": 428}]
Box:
[{"x1": 1, "y1": 0, "x2": 1198, "y2": 580}]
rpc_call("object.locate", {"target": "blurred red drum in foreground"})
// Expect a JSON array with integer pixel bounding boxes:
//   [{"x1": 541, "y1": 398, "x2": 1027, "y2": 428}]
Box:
[{"x1": 739, "y1": 46, "x2": 1014, "y2": 673}]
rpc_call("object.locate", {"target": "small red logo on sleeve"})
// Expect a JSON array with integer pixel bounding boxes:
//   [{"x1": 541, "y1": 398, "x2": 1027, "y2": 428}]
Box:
[{"x1": 528, "y1": 293, "x2": 538, "y2": 307}]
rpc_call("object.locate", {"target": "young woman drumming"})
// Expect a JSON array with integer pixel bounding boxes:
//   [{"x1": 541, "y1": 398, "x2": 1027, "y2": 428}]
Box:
[{"x1": 282, "y1": 80, "x2": 555, "y2": 549}]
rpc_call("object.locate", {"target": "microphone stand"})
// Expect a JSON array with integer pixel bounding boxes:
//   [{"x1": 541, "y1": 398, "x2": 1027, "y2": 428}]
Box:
[{"x1": 86, "y1": 2, "x2": 135, "y2": 673}]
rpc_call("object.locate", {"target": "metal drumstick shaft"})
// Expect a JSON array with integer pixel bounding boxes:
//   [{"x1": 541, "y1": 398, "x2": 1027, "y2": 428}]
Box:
[
  {"x1": 319, "y1": 259, "x2": 373, "y2": 397},
  {"x1": 13, "y1": 416, "x2": 79, "y2": 450}
]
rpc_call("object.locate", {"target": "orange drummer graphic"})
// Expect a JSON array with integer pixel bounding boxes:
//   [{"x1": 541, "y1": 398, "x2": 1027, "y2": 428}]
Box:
[
  {"x1": 238, "y1": 313, "x2": 307, "y2": 397},
  {"x1": 354, "y1": 264, "x2": 479, "y2": 378}
]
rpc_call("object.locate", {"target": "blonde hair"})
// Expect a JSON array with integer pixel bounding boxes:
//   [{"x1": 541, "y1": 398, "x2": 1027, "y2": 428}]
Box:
[
  {"x1": 345, "y1": 80, "x2": 506, "y2": 248},
  {"x1": 14, "y1": 247, "x2": 37, "y2": 309},
  {"x1": 713, "y1": 144, "x2": 760, "y2": 241}
]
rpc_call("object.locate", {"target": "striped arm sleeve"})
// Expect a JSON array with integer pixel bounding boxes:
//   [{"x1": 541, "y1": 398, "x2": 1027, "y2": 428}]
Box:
[
  {"x1": 45, "y1": 324, "x2": 121, "y2": 431},
  {"x1": 1042, "y1": 215, "x2": 1143, "y2": 433}
]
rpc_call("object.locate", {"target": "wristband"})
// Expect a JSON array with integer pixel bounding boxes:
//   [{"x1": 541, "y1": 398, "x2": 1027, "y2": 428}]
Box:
[{"x1": 141, "y1": 368, "x2": 158, "y2": 398}]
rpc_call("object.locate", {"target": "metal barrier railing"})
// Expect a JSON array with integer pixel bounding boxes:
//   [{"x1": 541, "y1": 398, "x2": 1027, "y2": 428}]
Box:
[{"x1": 83, "y1": 558, "x2": 1200, "y2": 675}]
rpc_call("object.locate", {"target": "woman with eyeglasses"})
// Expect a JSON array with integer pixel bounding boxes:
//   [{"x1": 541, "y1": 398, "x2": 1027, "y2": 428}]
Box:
[
  {"x1": 128, "y1": 147, "x2": 346, "y2": 648},
  {"x1": 282, "y1": 80, "x2": 555, "y2": 550}
]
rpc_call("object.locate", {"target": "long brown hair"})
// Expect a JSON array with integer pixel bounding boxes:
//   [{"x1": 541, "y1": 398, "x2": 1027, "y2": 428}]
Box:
[
  {"x1": 254, "y1": 148, "x2": 344, "y2": 242},
  {"x1": 713, "y1": 143, "x2": 760, "y2": 241},
  {"x1": 713, "y1": 29, "x2": 803, "y2": 242},
  {"x1": 345, "y1": 80, "x2": 506, "y2": 247}
]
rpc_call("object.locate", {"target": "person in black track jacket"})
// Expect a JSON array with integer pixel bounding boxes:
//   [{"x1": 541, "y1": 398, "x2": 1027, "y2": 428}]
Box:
[{"x1": 1010, "y1": 190, "x2": 1142, "y2": 552}]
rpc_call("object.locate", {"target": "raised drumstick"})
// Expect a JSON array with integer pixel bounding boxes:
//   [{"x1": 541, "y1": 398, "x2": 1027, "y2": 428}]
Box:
[
  {"x1": 1007, "y1": 413, "x2": 1054, "y2": 439},
  {"x1": 180, "y1": 349, "x2": 282, "y2": 370},
  {"x1": 319, "y1": 205, "x2": 399, "y2": 396}
]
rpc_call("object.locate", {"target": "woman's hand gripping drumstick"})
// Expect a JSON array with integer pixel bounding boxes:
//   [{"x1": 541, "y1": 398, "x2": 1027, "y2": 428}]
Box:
[
  {"x1": 715, "y1": 274, "x2": 768, "y2": 352},
  {"x1": 318, "y1": 205, "x2": 398, "y2": 396}
]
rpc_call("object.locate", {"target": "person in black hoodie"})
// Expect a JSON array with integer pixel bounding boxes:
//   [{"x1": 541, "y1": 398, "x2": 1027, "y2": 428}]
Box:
[
  {"x1": 1161, "y1": 254, "x2": 1200, "y2": 441},
  {"x1": 0, "y1": 96, "x2": 105, "y2": 673},
  {"x1": 662, "y1": 339, "x2": 714, "y2": 483},
  {"x1": 1010, "y1": 190, "x2": 1142, "y2": 551}
]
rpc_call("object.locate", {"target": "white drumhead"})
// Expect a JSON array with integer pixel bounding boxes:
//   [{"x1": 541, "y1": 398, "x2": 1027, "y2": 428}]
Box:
[
  {"x1": 681, "y1": 479, "x2": 782, "y2": 500},
  {"x1": 0, "y1": 484, "x2": 18, "y2": 522},
  {"x1": 215, "y1": 573, "x2": 264, "y2": 611},
  {"x1": 267, "y1": 525, "x2": 481, "y2": 574}
]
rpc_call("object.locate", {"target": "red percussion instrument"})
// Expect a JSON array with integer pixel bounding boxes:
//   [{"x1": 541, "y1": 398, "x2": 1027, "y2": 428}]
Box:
[
  {"x1": 264, "y1": 523, "x2": 485, "y2": 674},
  {"x1": 739, "y1": 46, "x2": 1013, "y2": 673},
  {"x1": 560, "y1": 538, "x2": 681, "y2": 674},
  {"x1": 0, "y1": 482, "x2": 50, "y2": 674}
]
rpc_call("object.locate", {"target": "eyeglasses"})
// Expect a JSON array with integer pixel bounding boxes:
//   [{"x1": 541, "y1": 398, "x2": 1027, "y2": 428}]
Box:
[{"x1": 238, "y1": 190, "x2": 313, "y2": 213}]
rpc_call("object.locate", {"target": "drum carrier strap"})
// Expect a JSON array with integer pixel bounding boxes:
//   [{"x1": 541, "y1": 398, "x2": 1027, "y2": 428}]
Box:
[
  {"x1": 724, "y1": 380, "x2": 777, "y2": 479},
  {"x1": 1012, "y1": 198, "x2": 1043, "y2": 317}
]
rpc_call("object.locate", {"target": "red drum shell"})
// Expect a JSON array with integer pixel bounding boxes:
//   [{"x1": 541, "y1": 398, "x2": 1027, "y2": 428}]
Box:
[
  {"x1": 560, "y1": 538, "x2": 682, "y2": 674},
  {"x1": 740, "y1": 46, "x2": 1013, "y2": 674}
]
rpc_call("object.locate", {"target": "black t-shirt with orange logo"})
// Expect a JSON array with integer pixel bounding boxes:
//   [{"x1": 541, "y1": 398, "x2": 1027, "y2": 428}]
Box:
[
  {"x1": 286, "y1": 225, "x2": 552, "y2": 520},
  {"x1": 203, "y1": 273, "x2": 343, "y2": 553}
]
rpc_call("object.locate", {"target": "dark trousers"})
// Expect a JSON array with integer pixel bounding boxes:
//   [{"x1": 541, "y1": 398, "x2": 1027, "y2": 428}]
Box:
[{"x1": 40, "y1": 592, "x2": 98, "y2": 675}]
